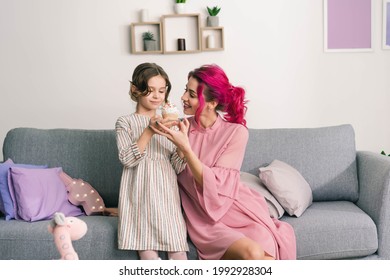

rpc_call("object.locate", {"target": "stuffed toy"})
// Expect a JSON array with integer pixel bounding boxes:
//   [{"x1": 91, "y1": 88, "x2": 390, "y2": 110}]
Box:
[
  {"x1": 59, "y1": 171, "x2": 118, "y2": 217},
  {"x1": 59, "y1": 171, "x2": 106, "y2": 215},
  {"x1": 48, "y1": 212, "x2": 88, "y2": 260}
]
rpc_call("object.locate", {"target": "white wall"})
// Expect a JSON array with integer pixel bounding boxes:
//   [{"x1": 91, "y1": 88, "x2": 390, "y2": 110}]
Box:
[{"x1": 1, "y1": 0, "x2": 389, "y2": 162}]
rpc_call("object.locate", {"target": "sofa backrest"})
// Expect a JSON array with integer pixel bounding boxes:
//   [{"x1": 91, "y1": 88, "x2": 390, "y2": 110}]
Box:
[
  {"x1": 3, "y1": 124, "x2": 359, "y2": 206},
  {"x1": 2, "y1": 128, "x2": 122, "y2": 207},
  {"x1": 242, "y1": 124, "x2": 359, "y2": 202}
]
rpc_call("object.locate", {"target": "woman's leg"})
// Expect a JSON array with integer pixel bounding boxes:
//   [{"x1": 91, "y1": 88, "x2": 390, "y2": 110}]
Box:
[
  {"x1": 221, "y1": 237, "x2": 275, "y2": 260},
  {"x1": 138, "y1": 250, "x2": 160, "y2": 260},
  {"x1": 168, "y1": 251, "x2": 188, "y2": 260}
]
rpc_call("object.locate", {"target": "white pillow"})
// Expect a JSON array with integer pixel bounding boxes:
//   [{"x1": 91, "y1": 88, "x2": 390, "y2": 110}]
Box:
[
  {"x1": 240, "y1": 172, "x2": 285, "y2": 219},
  {"x1": 259, "y1": 160, "x2": 312, "y2": 217}
]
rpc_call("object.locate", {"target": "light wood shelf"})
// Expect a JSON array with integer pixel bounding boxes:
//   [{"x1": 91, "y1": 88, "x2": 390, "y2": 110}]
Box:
[
  {"x1": 130, "y1": 13, "x2": 224, "y2": 54},
  {"x1": 131, "y1": 22, "x2": 163, "y2": 54},
  {"x1": 161, "y1": 13, "x2": 201, "y2": 54},
  {"x1": 201, "y1": 27, "x2": 224, "y2": 51}
]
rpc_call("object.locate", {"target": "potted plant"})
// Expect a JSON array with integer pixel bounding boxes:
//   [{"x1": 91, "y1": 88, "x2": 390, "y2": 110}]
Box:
[
  {"x1": 142, "y1": 31, "x2": 157, "y2": 51},
  {"x1": 207, "y1": 6, "x2": 221, "y2": 27},
  {"x1": 175, "y1": 0, "x2": 186, "y2": 14},
  {"x1": 381, "y1": 150, "x2": 390, "y2": 156}
]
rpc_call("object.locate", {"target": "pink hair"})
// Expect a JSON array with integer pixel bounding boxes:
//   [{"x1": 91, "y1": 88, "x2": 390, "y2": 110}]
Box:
[{"x1": 188, "y1": 64, "x2": 248, "y2": 126}]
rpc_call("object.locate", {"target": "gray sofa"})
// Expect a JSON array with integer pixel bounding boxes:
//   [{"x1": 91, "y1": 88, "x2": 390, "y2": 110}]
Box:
[{"x1": 1, "y1": 124, "x2": 389, "y2": 260}]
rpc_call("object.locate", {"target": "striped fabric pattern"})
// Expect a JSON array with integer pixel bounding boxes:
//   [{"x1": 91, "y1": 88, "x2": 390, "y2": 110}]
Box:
[{"x1": 115, "y1": 114, "x2": 188, "y2": 252}]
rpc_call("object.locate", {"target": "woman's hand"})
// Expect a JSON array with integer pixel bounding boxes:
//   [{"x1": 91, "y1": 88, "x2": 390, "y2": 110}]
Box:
[
  {"x1": 150, "y1": 118, "x2": 191, "y2": 153},
  {"x1": 149, "y1": 116, "x2": 180, "y2": 133},
  {"x1": 160, "y1": 117, "x2": 180, "y2": 129},
  {"x1": 152, "y1": 118, "x2": 204, "y2": 187}
]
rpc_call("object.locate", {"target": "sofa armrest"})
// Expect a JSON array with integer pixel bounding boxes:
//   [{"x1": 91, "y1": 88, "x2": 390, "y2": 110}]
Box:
[{"x1": 356, "y1": 151, "x2": 390, "y2": 259}]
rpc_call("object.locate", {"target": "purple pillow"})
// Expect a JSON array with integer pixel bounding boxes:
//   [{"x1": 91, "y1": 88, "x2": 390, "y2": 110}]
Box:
[
  {"x1": 0, "y1": 159, "x2": 47, "y2": 220},
  {"x1": 0, "y1": 159, "x2": 13, "y2": 213},
  {"x1": 8, "y1": 167, "x2": 84, "y2": 222}
]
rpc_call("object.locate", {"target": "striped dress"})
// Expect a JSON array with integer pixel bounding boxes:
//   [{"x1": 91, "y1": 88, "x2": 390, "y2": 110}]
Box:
[{"x1": 115, "y1": 113, "x2": 189, "y2": 252}]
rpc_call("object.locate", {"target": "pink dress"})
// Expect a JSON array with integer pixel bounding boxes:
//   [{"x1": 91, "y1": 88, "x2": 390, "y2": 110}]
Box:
[{"x1": 177, "y1": 116, "x2": 296, "y2": 260}]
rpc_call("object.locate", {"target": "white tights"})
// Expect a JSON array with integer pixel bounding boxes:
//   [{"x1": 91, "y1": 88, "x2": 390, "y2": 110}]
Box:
[{"x1": 138, "y1": 250, "x2": 187, "y2": 260}]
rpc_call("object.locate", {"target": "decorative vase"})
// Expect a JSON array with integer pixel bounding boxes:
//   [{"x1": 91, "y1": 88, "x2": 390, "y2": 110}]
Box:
[
  {"x1": 174, "y1": 3, "x2": 186, "y2": 14},
  {"x1": 207, "y1": 35, "x2": 215, "y2": 49},
  {"x1": 140, "y1": 9, "x2": 149, "y2": 22},
  {"x1": 177, "y1": 38, "x2": 186, "y2": 51},
  {"x1": 144, "y1": 40, "x2": 157, "y2": 51},
  {"x1": 207, "y1": 16, "x2": 219, "y2": 27}
]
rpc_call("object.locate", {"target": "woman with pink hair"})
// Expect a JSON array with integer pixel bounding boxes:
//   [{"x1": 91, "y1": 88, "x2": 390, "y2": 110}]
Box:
[{"x1": 152, "y1": 64, "x2": 296, "y2": 260}]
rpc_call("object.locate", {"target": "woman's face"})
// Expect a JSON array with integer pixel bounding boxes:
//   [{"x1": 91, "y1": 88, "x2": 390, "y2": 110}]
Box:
[{"x1": 181, "y1": 76, "x2": 200, "y2": 116}]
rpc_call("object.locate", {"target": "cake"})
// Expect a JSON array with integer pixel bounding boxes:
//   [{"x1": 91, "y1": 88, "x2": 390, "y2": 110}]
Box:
[{"x1": 161, "y1": 101, "x2": 179, "y2": 120}]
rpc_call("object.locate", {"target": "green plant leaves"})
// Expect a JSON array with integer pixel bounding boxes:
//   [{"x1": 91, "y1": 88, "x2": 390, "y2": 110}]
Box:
[
  {"x1": 142, "y1": 31, "x2": 155, "y2": 41},
  {"x1": 207, "y1": 6, "x2": 221, "y2": 16},
  {"x1": 381, "y1": 150, "x2": 390, "y2": 156}
]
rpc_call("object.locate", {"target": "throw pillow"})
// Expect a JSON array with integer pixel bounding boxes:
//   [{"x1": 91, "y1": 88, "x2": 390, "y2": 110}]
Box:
[
  {"x1": 0, "y1": 158, "x2": 13, "y2": 213},
  {"x1": 8, "y1": 167, "x2": 84, "y2": 222},
  {"x1": 240, "y1": 172, "x2": 285, "y2": 219},
  {"x1": 0, "y1": 159, "x2": 47, "y2": 220},
  {"x1": 259, "y1": 159, "x2": 313, "y2": 217}
]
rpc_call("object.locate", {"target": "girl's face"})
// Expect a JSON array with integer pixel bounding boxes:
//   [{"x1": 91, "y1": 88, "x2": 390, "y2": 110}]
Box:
[
  {"x1": 181, "y1": 76, "x2": 200, "y2": 116},
  {"x1": 137, "y1": 75, "x2": 167, "y2": 114}
]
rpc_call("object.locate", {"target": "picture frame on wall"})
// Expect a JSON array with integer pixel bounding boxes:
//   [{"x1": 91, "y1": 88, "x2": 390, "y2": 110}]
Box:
[
  {"x1": 383, "y1": 0, "x2": 390, "y2": 49},
  {"x1": 324, "y1": 0, "x2": 373, "y2": 52}
]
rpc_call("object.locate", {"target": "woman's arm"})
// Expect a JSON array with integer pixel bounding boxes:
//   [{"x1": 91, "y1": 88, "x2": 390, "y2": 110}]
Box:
[{"x1": 151, "y1": 118, "x2": 204, "y2": 186}]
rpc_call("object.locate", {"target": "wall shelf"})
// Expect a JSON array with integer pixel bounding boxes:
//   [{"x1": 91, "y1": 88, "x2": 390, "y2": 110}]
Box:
[
  {"x1": 161, "y1": 13, "x2": 201, "y2": 54},
  {"x1": 201, "y1": 27, "x2": 224, "y2": 51},
  {"x1": 130, "y1": 13, "x2": 224, "y2": 54},
  {"x1": 130, "y1": 22, "x2": 162, "y2": 54}
]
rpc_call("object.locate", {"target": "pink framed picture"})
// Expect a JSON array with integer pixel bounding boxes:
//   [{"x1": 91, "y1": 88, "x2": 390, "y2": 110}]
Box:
[{"x1": 324, "y1": 0, "x2": 373, "y2": 52}]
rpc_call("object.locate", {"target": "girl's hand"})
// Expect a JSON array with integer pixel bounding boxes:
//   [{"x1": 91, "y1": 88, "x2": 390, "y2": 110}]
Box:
[
  {"x1": 160, "y1": 117, "x2": 180, "y2": 129},
  {"x1": 148, "y1": 115, "x2": 163, "y2": 133}
]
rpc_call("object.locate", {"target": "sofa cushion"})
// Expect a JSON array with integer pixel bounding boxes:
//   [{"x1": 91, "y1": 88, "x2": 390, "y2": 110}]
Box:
[
  {"x1": 0, "y1": 216, "x2": 141, "y2": 260},
  {"x1": 8, "y1": 167, "x2": 84, "y2": 221},
  {"x1": 242, "y1": 124, "x2": 359, "y2": 202},
  {"x1": 282, "y1": 201, "x2": 378, "y2": 259},
  {"x1": 259, "y1": 160, "x2": 312, "y2": 217},
  {"x1": 240, "y1": 172, "x2": 285, "y2": 219}
]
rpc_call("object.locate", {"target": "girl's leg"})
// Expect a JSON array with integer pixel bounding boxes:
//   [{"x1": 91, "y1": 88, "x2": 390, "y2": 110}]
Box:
[
  {"x1": 221, "y1": 237, "x2": 275, "y2": 260},
  {"x1": 138, "y1": 250, "x2": 160, "y2": 260},
  {"x1": 168, "y1": 251, "x2": 188, "y2": 260}
]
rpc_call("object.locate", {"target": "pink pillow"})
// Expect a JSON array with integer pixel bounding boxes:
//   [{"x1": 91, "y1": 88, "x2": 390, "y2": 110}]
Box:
[
  {"x1": 8, "y1": 167, "x2": 84, "y2": 222},
  {"x1": 259, "y1": 160, "x2": 313, "y2": 217}
]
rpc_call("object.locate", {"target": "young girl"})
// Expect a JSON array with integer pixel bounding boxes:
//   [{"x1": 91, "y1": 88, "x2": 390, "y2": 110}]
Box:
[{"x1": 115, "y1": 62, "x2": 188, "y2": 260}]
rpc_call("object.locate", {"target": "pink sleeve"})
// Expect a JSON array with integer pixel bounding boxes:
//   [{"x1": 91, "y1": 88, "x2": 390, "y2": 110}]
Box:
[{"x1": 197, "y1": 126, "x2": 249, "y2": 221}]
